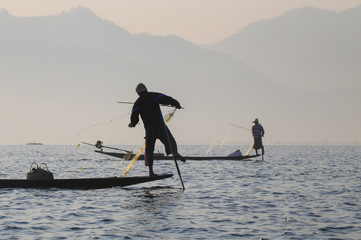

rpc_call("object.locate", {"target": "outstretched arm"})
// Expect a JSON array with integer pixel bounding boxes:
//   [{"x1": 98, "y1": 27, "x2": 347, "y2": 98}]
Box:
[
  {"x1": 129, "y1": 105, "x2": 140, "y2": 128},
  {"x1": 157, "y1": 94, "x2": 182, "y2": 109}
]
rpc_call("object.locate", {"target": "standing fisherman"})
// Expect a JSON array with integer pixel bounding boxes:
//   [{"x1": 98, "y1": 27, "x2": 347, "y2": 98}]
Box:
[
  {"x1": 252, "y1": 118, "x2": 265, "y2": 156},
  {"x1": 128, "y1": 83, "x2": 186, "y2": 177}
]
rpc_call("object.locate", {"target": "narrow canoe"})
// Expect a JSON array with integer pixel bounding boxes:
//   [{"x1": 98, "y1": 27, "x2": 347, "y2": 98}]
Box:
[
  {"x1": 0, "y1": 174, "x2": 173, "y2": 189},
  {"x1": 94, "y1": 150, "x2": 259, "y2": 161}
]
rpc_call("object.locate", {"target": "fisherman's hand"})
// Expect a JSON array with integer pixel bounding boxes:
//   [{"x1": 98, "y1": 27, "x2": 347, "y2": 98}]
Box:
[{"x1": 128, "y1": 123, "x2": 135, "y2": 128}]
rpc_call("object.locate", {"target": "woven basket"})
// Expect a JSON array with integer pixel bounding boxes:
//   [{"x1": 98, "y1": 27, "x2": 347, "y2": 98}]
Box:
[{"x1": 26, "y1": 162, "x2": 54, "y2": 180}]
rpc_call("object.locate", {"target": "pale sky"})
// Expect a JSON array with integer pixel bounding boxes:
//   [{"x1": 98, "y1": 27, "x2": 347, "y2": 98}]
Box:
[
  {"x1": 1, "y1": 0, "x2": 360, "y2": 44},
  {"x1": 1, "y1": 0, "x2": 361, "y2": 146}
]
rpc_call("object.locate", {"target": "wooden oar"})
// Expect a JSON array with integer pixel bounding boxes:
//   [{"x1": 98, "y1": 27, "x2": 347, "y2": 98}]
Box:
[{"x1": 160, "y1": 109, "x2": 185, "y2": 191}]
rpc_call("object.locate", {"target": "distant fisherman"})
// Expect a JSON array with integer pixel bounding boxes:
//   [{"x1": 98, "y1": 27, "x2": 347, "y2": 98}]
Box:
[
  {"x1": 128, "y1": 83, "x2": 186, "y2": 177},
  {"x1": 252, "y1": 118, "x2": 265, "y2": 156}
]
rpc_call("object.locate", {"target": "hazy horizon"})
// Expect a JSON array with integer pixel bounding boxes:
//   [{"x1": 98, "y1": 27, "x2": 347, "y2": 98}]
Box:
[{"x1": 1, "y1": 1, "x2": 360, "y2": 146}]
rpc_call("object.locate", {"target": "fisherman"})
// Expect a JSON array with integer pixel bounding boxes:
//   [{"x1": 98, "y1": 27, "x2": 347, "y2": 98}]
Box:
[
  {"x1": 128, "y1": 83, "x2": 186, "y2": 177},
  {"x1": 252, "y1": 118, "x2": 265, "y2": 156}
]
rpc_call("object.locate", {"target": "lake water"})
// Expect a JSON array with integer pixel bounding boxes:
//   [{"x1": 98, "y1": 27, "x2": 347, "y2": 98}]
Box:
[{"x1": 0, "y1": 145, "x2": 360, "y2": 239}]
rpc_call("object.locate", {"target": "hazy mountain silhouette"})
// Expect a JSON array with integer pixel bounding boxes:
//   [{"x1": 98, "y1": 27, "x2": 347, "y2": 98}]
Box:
[
  {"x1": 207, "y1": 5, "x2": 361, "y2": 91},
  {"x1": 0, "y1": 7, "x2": 360, "y2": 145}
]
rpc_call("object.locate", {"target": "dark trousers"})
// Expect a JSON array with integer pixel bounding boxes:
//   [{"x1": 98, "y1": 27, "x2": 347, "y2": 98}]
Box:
[
  {"x1": 145, "y1": 124, "x2": 178, "y2": 167},
  {"x1": 253, "y1": 137, "x2": 263, "y2": 150}
]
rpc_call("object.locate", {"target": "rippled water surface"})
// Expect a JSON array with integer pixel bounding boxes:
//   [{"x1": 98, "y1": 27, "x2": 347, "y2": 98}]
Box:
[{"x1": 0, "y1": 145, "x2": 361, "y2": 239}]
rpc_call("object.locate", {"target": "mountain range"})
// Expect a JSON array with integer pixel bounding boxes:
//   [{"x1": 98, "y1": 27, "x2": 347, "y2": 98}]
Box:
[
  {"x1": 0, "y1": 6, "x2": 360, "y2": 145},
  {"x1": 207, "y1": 5, "x2": 361, "y2": 91}
]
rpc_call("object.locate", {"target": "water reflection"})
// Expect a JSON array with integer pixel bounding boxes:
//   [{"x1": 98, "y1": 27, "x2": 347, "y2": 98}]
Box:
[{"x1": 1, "y1": 145, "x2": 361, "y2": 239}]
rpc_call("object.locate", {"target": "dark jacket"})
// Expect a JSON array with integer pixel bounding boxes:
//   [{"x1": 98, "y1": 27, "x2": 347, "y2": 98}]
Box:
[
  {"x1": 130, "y1": 91, "x2": 181, "y2": 129},
  {"x1": 252, "y1": 124, "x2": 265, "y2": 139}
]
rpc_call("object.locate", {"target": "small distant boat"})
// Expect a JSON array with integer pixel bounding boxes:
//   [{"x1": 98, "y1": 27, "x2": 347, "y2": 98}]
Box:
[
  {"x1": 94, "y1": 150, "x2": 259, "y2": 161},
  {"x1": 82, "y1": 141, "x2": 259, "y2": 161},
  {"x1": 0, "y1": 174, "x2": 173, "y2": 189}
]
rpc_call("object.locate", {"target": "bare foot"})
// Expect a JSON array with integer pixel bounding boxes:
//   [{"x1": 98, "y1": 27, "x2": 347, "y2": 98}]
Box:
[{"x1": 149, "y1": 172, "x2": 159, "y2": 178}]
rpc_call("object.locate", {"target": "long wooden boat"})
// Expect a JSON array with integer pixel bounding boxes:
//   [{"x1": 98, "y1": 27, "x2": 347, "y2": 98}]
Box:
[
  {"x1": 94, "y1": 150, "x2": 259, "y2": 161},
  {"x1": 0, "y1": 174, "x2": 173, "y2": 189}
]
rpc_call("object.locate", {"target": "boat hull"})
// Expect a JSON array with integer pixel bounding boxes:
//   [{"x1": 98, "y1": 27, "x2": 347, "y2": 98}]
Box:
[
  {"x1": 95, "y1": 150, "x2": 259, "y2": 161},
  {"x1": 0, "y1": 174, "x2": 173, "y2": 189}
]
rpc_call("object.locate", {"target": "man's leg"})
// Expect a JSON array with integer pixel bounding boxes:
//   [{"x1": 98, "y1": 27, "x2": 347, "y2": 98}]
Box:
[
  {"x1": 160, "y1": 126, "x2": 186, "y2": 162},
  {"x1": 145, "y1": 137, "x2": 157, "y2": 177}
]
